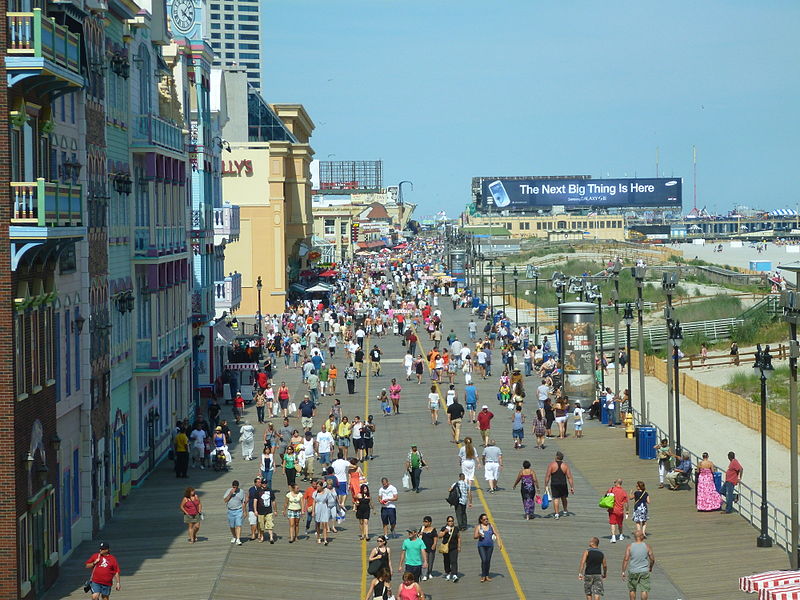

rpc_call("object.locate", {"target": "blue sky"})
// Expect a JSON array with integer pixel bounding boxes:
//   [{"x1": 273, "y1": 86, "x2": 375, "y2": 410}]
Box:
[{"x1": 262, "y1": 1, "x2": 799, "y2": 218}]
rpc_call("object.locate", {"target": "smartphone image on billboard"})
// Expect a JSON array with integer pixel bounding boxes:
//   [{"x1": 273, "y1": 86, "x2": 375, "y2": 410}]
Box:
[{"x1": 487, "y1": 179, "x2": 511, "y2": 208}]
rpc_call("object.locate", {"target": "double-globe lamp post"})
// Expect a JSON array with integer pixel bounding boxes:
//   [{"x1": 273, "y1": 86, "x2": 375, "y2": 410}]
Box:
[
  {"x1": 754, "y1": 344, "x2": 774, "y2": 548},
  {"x1": 668, "y1": 319, "x2": 683, "y2": 454},
  {"x1": 512, "y1": 266, "x2": 519, "y2": 325},
  {"x1": 256, "y1": 275, "x2": 263, "y2": 336},
  {"x1": 623, "y1": 303, "x2": 634, "y2": 413}
]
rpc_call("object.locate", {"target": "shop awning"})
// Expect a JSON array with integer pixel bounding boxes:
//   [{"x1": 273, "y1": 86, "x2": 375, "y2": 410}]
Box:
[
  {"x1": 356, "y1": 240, "x2": 386, "y2": 249},
  {"x1": 318, "y1": 269, "x2": 339, "y2": 277},
  {"x1": 215, "y1": 324, "x2": 238, "y2": 345},
  {"x1": 306, "y1": 283, "x2": 335, "y2": 293},
  {"x1": 289, "y1": 283, "x2": 307, "y2": 293}
]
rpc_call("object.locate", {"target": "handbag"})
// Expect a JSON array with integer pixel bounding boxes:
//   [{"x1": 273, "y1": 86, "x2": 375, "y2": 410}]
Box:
[
  {"x1": 438, "y1": 538, "x2": 450, "y2": 554},
  {"x1": 83, "y1": 565, "x2": 96, "y2": 593},
  {"x1": 367, "y1": 558, "x2": 383, "y2": 576},
  {"x1": 599, "y1": 492, "x2": 615, "y2": 509}
]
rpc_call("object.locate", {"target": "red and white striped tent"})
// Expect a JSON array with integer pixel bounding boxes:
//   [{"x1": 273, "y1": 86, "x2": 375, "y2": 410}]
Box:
[{"x1": 740, "y1": 571, "x2": 800, "y2": 595}]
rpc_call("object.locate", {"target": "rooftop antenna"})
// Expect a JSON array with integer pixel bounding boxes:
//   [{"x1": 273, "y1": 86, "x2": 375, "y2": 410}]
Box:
[{"x1": 693, "y1": 145, "x2": 697, "y2": 211}]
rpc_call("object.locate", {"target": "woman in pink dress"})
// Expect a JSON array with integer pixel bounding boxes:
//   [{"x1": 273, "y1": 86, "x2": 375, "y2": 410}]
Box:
[{"x1": 696, "y1": 452, "x2": 722, "y2": 511}]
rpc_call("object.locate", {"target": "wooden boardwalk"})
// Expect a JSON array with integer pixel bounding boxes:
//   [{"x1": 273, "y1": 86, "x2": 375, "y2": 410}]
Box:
[{"x1": 45, "y1": 302, "x2": 788, "y2": 600}]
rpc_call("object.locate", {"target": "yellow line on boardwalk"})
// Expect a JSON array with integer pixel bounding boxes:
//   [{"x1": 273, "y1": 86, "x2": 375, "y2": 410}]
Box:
[
  {"x1": 415, "y1": 328, "x2": 526, "y2": 600},
  {"x1": 360, "y1": 337, "x2": 371, "y2": 600}
]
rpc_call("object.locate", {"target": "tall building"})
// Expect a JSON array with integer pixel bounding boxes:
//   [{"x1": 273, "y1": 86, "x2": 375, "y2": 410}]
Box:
[
  {"x1": 221, "y1": 71, "x2": 315, "y2": 316},
  {"x1": 204, "y1": 0, "x2": 262, "y2": 89}
]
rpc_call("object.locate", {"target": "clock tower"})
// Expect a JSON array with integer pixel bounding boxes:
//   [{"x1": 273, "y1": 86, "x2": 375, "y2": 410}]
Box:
[{"x1": 166, "y1": 0, "x2": 205, "y2": 40}]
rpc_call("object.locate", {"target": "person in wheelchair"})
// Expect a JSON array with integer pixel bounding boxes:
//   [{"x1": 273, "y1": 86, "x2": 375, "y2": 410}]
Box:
[{"x1": 665, "y1": 451, "x2": 693, "y2": 490}]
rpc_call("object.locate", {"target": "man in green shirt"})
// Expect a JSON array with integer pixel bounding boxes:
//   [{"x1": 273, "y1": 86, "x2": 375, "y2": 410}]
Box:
[
  {"x1": 405, "y1": 445, "x2": 426, "y2": 493},
  {"x1": 318, "y1": 364, "x2": 329, "y2": 396},
  {"x1": 398, "y1": 529, "x2": 427, "y2": 582}
]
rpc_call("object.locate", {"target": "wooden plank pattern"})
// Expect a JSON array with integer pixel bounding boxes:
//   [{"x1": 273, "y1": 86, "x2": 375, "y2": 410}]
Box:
[{"x1": 44, "y1": 301, "x2": 787, "y2": 600}]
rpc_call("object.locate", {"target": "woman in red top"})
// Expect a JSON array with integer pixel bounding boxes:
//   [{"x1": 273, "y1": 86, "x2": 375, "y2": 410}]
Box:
[
  {"x1": 180, "y1": 487, "x2": 203, "y2": 543},
  {"x1": 278, "y1": 382, "x2": 291, "y2": 418}
]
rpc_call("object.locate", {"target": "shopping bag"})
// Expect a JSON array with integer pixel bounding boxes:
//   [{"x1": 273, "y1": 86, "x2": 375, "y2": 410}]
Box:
[
  {"x1": 541, "y1": 492, "x2": 550, "y2": 510},
  {"x1": 272, "y1": 402, "x2": 280, "y2": 417},
  {"x1": 288, "y1": 402, "x2": 297, "y2": 413},
  {"x1": 599, "y1": 493, "x2": 615, "y2": 509},
  {"x1": 402, "y1": 472, "x2": 411, "y2": 490}
]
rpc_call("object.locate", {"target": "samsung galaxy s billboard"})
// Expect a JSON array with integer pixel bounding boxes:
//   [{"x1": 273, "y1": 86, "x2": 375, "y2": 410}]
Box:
[{"x1": 479, "y1": 177, "x2": 682, "y2": 210}]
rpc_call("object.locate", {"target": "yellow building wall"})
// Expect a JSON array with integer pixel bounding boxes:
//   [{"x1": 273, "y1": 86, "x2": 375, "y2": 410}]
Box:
[
  {"x1": 222, "y1": 142, "x2": 313, "y2": 317},
  {"x1": 466, "y1": 214, "x2": 627, "y2": 241}
]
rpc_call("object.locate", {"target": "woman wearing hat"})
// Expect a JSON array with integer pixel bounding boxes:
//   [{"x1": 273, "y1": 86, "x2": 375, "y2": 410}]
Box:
[{"x1": 213, "y1": 426, "x2": 231, "y2": 466}]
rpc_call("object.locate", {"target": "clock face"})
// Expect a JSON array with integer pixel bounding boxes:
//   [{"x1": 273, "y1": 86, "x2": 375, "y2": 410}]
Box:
[{"x1": 170, "y1": 0, "x2": 196, "y2": 34}]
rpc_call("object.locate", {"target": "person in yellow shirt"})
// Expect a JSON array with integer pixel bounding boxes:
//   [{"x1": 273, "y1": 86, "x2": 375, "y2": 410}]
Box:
[
  {"x1": 174, "y1": 426, "x2": 190, "y2": 478},
  {"x1": 337, "y1": 416, "x2": 352, "y2": 460}
]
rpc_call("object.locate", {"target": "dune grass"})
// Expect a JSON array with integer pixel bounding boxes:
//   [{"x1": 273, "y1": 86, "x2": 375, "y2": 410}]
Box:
[{"x1": 724, "y1": 365, "x2": 791, "y2": 417}]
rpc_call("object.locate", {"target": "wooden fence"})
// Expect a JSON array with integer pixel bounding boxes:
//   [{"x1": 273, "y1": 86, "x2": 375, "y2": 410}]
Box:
[{"x1": 630, "y1": 349, "x2": 799, "y2": 451}]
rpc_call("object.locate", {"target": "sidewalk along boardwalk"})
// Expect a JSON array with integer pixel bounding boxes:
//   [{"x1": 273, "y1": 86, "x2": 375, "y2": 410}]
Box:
[
  {"x1": 43, "y1": 354, "x2": 317, "y2": 600},
  {"x1": 558, "y1": 424, "x2": 788, "y2": 599},
  {"x1": 421, "y1": 304, "x2": 684, "y2": 600}
]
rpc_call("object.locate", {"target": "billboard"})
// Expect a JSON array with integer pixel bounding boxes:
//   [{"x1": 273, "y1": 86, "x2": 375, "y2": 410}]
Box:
[{"x1": 479, "y1": 177, "x2": 681, "y2": 210}]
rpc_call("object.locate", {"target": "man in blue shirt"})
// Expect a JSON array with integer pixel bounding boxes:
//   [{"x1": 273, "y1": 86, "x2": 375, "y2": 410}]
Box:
[
  {"x1": 464, "y1": 382, "x2": 479, "y2": 423},
  {"x1": 665, "y1": 451, "x2": 693, "y2": 490}
]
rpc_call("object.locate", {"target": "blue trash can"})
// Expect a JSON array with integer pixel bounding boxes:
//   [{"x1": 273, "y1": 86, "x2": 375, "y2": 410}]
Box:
[
  {"x1": 713, "y1": 471, "x2": 722, "y2": 493},
  {"x1": 638, "y1": 426, "x2": 657, "y2": 460},
  {"x1": 601, "y1": 403, "x2": 609, "y2": 424}
]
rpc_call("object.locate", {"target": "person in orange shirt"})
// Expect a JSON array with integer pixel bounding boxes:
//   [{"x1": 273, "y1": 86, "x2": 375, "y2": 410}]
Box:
[
  {"x1": 303, "y1": 478, "x2": 317, "y2": 535},
  {"x1": 328, "y1": 364, "x2": 338, "y2": 395}
]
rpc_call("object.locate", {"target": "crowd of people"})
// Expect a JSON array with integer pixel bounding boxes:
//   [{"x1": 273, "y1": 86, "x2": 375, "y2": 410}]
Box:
[{"x1": 125, "y1": 234, "x2": 749, "y2": 600}]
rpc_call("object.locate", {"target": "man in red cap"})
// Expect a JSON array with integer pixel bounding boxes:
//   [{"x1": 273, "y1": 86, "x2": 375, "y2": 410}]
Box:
[{"x1": 84, "y1": 542, "x2": 121, "y2": 599}]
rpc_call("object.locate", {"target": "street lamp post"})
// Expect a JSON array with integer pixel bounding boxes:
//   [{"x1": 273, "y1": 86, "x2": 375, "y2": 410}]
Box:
[
  {"x1": 479, "y1": 254, "x2": 486, "y2": 306},
  {"x1": 532, "y1": 268, "x2": 540, "y2": 346},
  {"x1": 500, "y1": 263, "x2": 506, "y2": 317},
  {"x1": 256, "y1": 275, "x2": 263, "y2": 336},
  {"x1": 623, "y1": 303, "x2": 634, "y2": 413},
  {"x1": 512, "y1": 266, "x2": 519, "y2": 325},
  {"x1": 754, "y1": 344, "x2": 774, "y2": 548},
  {"x1": 780, "y1": 283, "x2": 800, "y2": 568},
  {"x1": 610, "y1": 259, "x2": 623, "y2": 397},
  {"x1": 552, "y1": 271, "x2": 567, "y2": 340},
  {"x1": 632, "y1": 265, "x2": 647, "y2": 422},
  {"x1": 668, "y1": 319, "x2": 683, "y2": 453},
  {"x1": 488, "y1": 260, "x2": 495, "y2": 315},
  {"x1": 591, "y1": 286, "x2": 605, "y2": 390},
  {"x1": 662, "y1": 271, "x2": 679, "y2": 449}
]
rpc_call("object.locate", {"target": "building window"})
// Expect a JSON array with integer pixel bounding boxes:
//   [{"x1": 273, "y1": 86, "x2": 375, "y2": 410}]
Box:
[
  {"x1": 225, "y1": 33, "x2": 235, "y2": 39},
  {"x1": 557, "y1": 220, "x2": 567, "y2": 229},
  {"x1": 240, "y1": 24, "x2": 258, "y2": 30},
  {"x1": 536, "y1": 222, "x2": 542, "y2": 230},
  {"x1": 211, "y1": 23, "x2": 220, "y2": 29},
  {"x1": 240, "y1": 34, "x2": 259, "y2": 40},
  {"x1": 211, "y1": 33, "x2": 220, "y2": 39},
  {"x1": 225, "y1": 43, "x2": 234, "y2": 48},
  {"x1": 239, "y1": 4, "x2": 259, "y2": 9},
  {"x1": 15, "y1": 313, "x2": 25, "y2": 396},
  {"x1": 238, "y1": 14, "x2": 259, "y2": 20},
  {"x1": 224, "y1": 24, "x2": 235, "y2": 29},
  {"x1": 600, "y1": 221, "x2": 606, "y2": 228},
  {"x1": 324, "y1": 218, "x2": 335, "y2": 235},
  {"x1": 239, "y1": 52, "x2": 259, "y2": 59}
]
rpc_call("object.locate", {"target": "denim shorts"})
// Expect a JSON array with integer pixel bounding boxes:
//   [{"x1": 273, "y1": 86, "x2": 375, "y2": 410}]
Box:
[
  {"x1": 227, "y1": 508, "x2": 243, "y2": 528},
  {"x1": 337, "y1": 482, "x2": 347, "y2": 496},
  {"x1": 91, "y1": 582, "x2": 112, "y2": 596}
]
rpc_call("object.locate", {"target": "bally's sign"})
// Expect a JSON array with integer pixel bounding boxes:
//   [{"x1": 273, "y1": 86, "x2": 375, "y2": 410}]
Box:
[{"x1": 222, "y1": 159, "x2": 253, "y2": 176}]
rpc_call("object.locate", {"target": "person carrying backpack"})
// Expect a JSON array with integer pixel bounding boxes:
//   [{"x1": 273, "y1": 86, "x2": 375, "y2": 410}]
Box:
[{"x1": 447, "y1": 473, "x2": 472, "y2": 530}]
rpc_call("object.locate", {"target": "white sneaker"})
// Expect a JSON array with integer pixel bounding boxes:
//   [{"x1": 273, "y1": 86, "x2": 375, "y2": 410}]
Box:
[
  {"x1": 618, "y1": 534, "x2": 624, "y2": 541},
  {"x1": 452, "y1": 576, "x2": 458, "y2": 582},
  {"x1": 421, "y1": 576, "x2": 428, "y2": 581},
  {"x1": 236, "y1": 539, "x2": 242, "y2": 546},
  {"x1": 231, "y1": 537, "x2": 236, "y2": 544},
  {"x1": 445, "y1": 574, "x2": 451, "y2": 580},
  {"x1": 611, "y1": 535, "x2": 617, "y2": 543},
  {"x1": 554, "y1": 513, "x2": 559, "y2": 520}
]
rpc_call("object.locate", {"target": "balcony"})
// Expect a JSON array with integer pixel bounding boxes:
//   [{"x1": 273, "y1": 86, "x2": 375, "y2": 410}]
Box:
[
  {"x1": 132, "y1": 114, "x2": 185, "y2": 155},
  {"x1": 213, "y1": 205, "x2": 240, "y2": 244},
  {"x1": 133, "y1": 225, "x2": 187, "y2": 259},
  {"x1": 214, "y1": 272, "x2": 242, "y2": 313},
  {"x1": 11, "y1": 179, "x2": 82, "y2": 227},
  {"x1": 6, "y1": 9, "x2": 82, "y2": 90},
  {"x1": 9, "y1": 179, "x2": 85, "y2": 270},
  {"x1": 135, "y1": 325, "x2": 189, "y2": 372}
]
